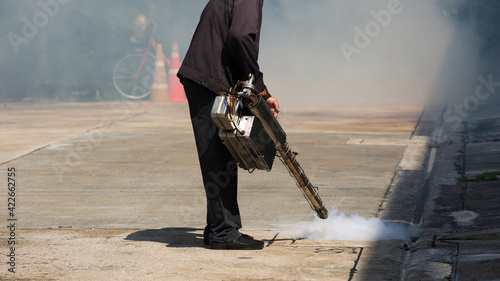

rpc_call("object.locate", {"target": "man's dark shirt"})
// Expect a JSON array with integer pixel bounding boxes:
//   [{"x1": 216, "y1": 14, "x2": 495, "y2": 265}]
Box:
[{"x1": 177, "y1": 0, "x2": 270, "y2": 97}]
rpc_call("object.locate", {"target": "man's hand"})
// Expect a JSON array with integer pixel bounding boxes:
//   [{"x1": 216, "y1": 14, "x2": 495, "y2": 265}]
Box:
[
  {"x1": 266, "y1": 97, "x2": 280, "y2": 118},
  {"x1": 259, "y1": 90, "x2": 279, "y2": 118}
]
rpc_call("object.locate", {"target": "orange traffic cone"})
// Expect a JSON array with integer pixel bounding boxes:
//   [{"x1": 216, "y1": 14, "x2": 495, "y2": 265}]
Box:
[
  {"x1": 150, "y1": 43, "x2": 169, "y2": 104},
  {"x1": 168, "y1": 42, "x2": 188, "y2": 103}
]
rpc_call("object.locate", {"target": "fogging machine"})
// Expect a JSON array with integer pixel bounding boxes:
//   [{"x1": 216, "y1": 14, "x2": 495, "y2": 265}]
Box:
[{"x1": 210, "y1": 74, "x2": 328, "y2": 219}]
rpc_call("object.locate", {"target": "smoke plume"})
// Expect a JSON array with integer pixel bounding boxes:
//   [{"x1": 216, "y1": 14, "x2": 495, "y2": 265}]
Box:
[
  {"x1": 260, "y1": 0, "x2": 493, "y2": 109},
  {"x1": 1, "y1": 0, "x2": 498, "y2": 106},
  {"x1": 286, "y1": 209, "x2": 415, "y2": 241}
]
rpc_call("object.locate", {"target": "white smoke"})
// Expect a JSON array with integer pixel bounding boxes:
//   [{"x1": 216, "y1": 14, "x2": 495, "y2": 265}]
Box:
[
  {"x1": 261, "y1": 0, "x2": 456, "y2": 109},
  {"x1": 285, "y1": 209, "x2": 415, "y2": 241}
]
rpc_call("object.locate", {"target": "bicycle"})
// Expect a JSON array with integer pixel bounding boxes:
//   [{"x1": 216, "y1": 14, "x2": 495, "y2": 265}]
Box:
[{"x1": 113, "y1": 7, "x2": 171, "y2": 100}]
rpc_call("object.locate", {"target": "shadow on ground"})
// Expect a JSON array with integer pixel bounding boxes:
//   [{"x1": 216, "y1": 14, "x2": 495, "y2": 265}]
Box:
[{"x1": 125, "y1": 227, "x2": 206, "y2": 248}]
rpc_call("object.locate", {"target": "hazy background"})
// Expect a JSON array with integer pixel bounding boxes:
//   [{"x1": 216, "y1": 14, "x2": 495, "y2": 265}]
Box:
[{"x1": 1, "y1": 0, "x2": 499, "y2": 109}]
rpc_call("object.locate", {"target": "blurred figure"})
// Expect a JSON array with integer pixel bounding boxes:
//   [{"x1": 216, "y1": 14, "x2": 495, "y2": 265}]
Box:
[{"x1": 130, "y1": 12, "x2": 149, "y2": 43}]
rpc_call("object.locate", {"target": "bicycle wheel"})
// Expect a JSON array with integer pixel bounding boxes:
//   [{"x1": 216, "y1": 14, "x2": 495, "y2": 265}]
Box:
[{"x1": 113, "y1": 52, "x2": 156, "y2": 99}]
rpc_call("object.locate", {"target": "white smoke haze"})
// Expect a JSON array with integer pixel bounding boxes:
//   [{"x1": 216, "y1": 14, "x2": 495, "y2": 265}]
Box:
[
  {"x1": 285, "y1": 209, "x2": 415, "y2": 241},
  {"x1": 1, "y1": 0, "x2": 496, "y2": 106},
  {"x1": 261, "y1": 0, "x2": 460, "y2": 109}
]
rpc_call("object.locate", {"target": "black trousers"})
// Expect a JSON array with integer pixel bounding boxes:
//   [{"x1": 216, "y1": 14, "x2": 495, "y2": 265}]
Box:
[{"x1": 182, "y1": 78, "x2": 242, "y2": 243}]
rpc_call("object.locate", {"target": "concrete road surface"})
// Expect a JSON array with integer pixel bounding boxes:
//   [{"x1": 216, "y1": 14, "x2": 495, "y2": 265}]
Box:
[{"x1": 1, "y1": 98, "x2": 498, "y2": 280}]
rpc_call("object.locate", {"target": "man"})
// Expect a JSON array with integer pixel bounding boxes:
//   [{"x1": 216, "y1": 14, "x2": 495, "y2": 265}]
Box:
[{"x1": 177, "y1": 0, "x2": 279, "y2": 250}]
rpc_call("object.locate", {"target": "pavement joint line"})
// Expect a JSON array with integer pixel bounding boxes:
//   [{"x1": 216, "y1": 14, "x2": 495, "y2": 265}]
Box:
[
  {"x1": 399, "y1": 246, "x2": 412, "y2": 281},
  {"x1": 408, "y1": 104, "x2": 443, "y2": 226},
  {"x1": 376, "y1": 164, "x2": 401, "y2": 218},
  {"x1": 0, "y1": 108, "x2": 153, "y2": 166},
  {"x1": 377, "y1": 105, "x2": 437, "y2": 280},
  {"x1": 0, "y1": 144, "x2": 51, "y2": 166},
  {"x1": 452, "y1": 242, "x2": 460, "y2": 280},
  {"x1": 344, "y1": 137, "x2": 428, "y2": 146},
  {"x1": 410, "y1": 105, "x2": 427, "y2": 139},
  {"x1": 412, "y1": 168, "x2": 433, "y2": 226},
  {"x1": 426, "y1": 147, "x2": 437, "y2": 176},
  {"x1": 348, "y1": 247, "x2": 364, "y2": 281},
  {"x1": 376, "y1": 107, "x2": 430, "y2": 218}
]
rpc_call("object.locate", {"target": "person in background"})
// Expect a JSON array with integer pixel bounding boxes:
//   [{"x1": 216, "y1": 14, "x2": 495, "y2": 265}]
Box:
[{"x1": 177, "y1": 0, "x2": 279, "y2": 250}]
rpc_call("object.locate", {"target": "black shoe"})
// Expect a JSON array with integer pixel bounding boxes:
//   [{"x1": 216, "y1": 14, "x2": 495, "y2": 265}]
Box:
[
  {"x1": 203, "y1": 226, "x2": 211, "y2": 246},
  {"x1": 210, "y1": 234, "x2": 265, "y2": 250}
]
